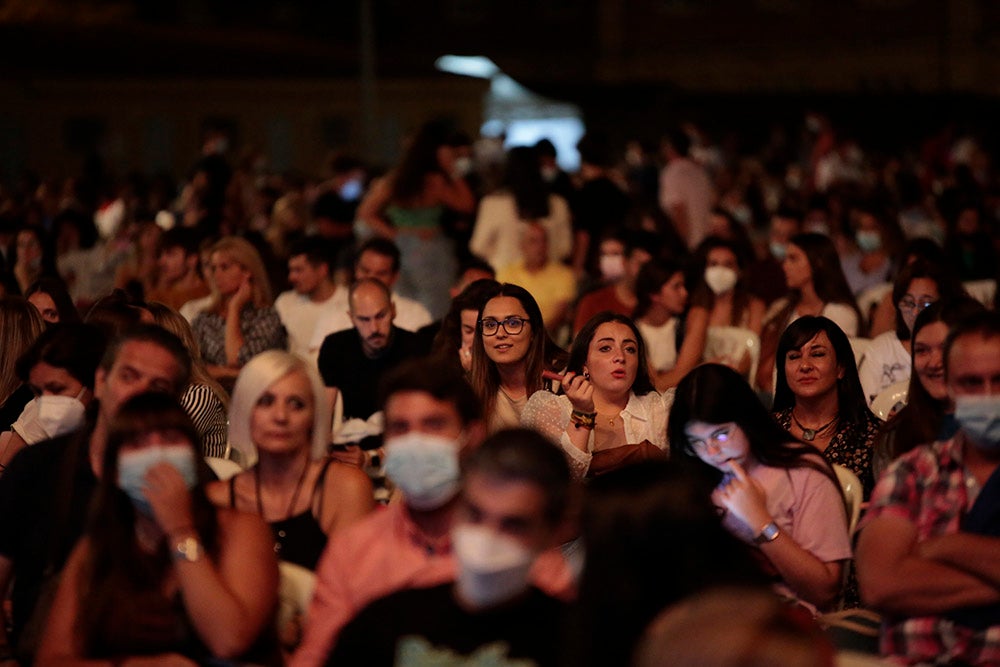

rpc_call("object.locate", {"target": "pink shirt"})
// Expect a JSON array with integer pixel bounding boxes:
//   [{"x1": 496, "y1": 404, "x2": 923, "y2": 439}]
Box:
[{"x1": 291, "y1": 502, "x2": 575, "y2": 667}]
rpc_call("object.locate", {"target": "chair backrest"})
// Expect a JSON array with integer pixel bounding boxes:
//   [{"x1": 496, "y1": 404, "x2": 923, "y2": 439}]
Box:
[
  {"x1": 277, "y1": 561, "x2": 317, "y2": 649},
  {"x1": 833, "y1": 464, "x2": 863, "y2": 535},
  {"x1": 704, "y1": 326, "x2": 761, "y2": 389},
  {"x1": 848, "y1": 337, "x2": 872, "y2": 368},
  {"x1": 204, "y1": 456, "x2": 243, "y2": 481},
  {"x1": 870, "y1": 380, "x2": 909, "y2": 421},
  {"x1": 856, "y1": 282, "x2": 892, "y2": 327},
  {"x1": 963, "y1": 279, "x2": 996, "y2": 308}
]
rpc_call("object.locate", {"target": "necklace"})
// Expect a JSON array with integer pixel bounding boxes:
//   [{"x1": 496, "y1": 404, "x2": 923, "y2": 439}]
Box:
[
  {"x1": 790, "y1": 411, "x2": 838, "y2": 442},
  {"x1": 254, "y1": 460, "x2": 310, "y2": 522}
]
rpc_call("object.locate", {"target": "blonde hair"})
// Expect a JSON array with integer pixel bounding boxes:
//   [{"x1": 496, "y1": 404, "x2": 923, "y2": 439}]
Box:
[
  {"x1": 0, "y1": 297, "x2": 45, "y2": 404},
  {"x1": 146, "y1": 301, "x2": 229, "y2": 409},
  {"x1": 228, "y1": 350, "x2": 331, "y2": 467},
  {"x1": 207, "y1": 236, "x2": 273, "y2": 311}
]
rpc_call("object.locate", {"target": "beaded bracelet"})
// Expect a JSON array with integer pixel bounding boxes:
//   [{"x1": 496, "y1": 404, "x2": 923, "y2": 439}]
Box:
[{"x1": 570, "y1": 409, "x2": 597, "y2": 430}]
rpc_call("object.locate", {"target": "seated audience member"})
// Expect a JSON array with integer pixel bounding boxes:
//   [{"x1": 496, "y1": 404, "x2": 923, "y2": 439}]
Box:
[
  {"x1": 872, "y1": 297, "x2": 986, "y2": 478},
  {"x1": 317, "y1": 278, "x2": 427, "y2": 422},
  {"x1": 563, "y1": 461, "x2": 767, "y2": 667},
  {"x1": 24, "y1": 277, "x2": 80, "y2": 325},
  {"x1": 308, "y1": 237, "x2": 434, "y2": 351},
  {"x1": 857, "y1": 310, "x2": 1000, "y2": 665},
  {"x1": 470, "y1": 283, "x2": 567, "y2": 433},
  {"x1": 772, "y1": 316, "x2": 880, "y2": 497},
  {"x1": 523, "y1": 312, "x2": 671, "y2": 479},
  {"x1": 469, "y1": 145, "x2": 573, "y2": 272},
  {"x1": 209, "y1": 350, "x2": 374, "y2": 570},
  {"x1": 573, "y1": 232, "x2": 655, "y2": 335},
  {"x1": 745, "y1": 207, "x2": 801, "y2": 306},
  {"x1": 192, "y1": 236, "x2": 287, "y2": 385},
  {"x1": 0, "y1": 325, "x2": 191, "y2": 663},
  {"x1": 839, "y1": 204, "x2": 898, "y2": 297},
  {"x1": 84, "y1": 289, "x2": 154, "y2": 338},
  {"x1": 291, "y1": 360, "x2": 572, "y2": 667},
  {"x1": 328, "y1": 428, "x2": 573, "y2": 666},
  {"x1": 430, "y1": 278, "x2": 500, "y2": 373},
  {"x1": 636, "y1": 587, "x2": 836, "y2": 667},
  {"x1": 146, "y1": 226, "x2": 211, "y2": 312},
  {"x1": 273, "y1": 236, "x2": 347, "y2": 362},
  {"x1": 0, "y1": 297, "x2": 45, "y2": 432},
  {"x1": 857, "y1": 259, "x2": 965, "y2": 404},
  {"x1": 1, "y1": 323, "x2": 105, "y2": 469},
  {"x1": 670, "y1": 364, "x2": 851, "y2": 614},
  {"x1": 633, "y1": 259, "x2": 709, "y2": 390},
  {"x1": 147, "y1": 302, "x2": 230, "y2": 458},
  {"x1": 757, "y1": 233, "x2": 862, "y2": 393},
  {"x1": 36, "y1": 392, "x2": 280, "y2": 666},
  {"x1": 495, "y1": 222, "x2": 576, "y2": 338}
]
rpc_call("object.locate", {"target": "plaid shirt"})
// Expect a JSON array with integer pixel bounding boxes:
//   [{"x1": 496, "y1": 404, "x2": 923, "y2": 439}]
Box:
[{"x1": 863, "y1": 433, "x2": 1000, "y2": 665}]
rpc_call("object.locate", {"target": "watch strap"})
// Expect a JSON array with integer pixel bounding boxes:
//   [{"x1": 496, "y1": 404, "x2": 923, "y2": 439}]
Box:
[{"x1": 753, "y1": 521, "x2": 780, "y2": 545}]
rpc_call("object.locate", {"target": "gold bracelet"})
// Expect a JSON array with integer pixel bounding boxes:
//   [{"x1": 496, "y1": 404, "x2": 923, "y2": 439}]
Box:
[{"x1": 570, "y1": 410, "x2": 597, "y2": 430}]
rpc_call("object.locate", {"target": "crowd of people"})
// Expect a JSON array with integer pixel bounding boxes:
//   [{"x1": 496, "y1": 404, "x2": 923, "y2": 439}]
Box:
[{"x1": 1, "y1": 112, "x2": 1000, "y2": 666}]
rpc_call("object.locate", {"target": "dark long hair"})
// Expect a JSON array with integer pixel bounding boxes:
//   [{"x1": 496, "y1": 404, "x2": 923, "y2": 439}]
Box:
[
  {"x1": 668, "y1": 364, "x2": 838, "y2": 486},
  {"x1": 502, "y1": 146, "x2": 550, "y2": 220},
  {"x1": 772, "y1": 316, "x2": 871, "y2": 426},
  {"x1": 76, "y1": 392, "x2": 218, "y2": 653},
  {"x1": 688, "y1": 236, "x2": 753, "y2": 326},
  {"x1": 389, "y1": 120, "x2": 451, "y2": 204},
  {"x1": 767, "y1": 233, "x2": 862, "y2": 334},
  {"x1": 469, "y1": 283, "x2": 566, "y2": 419},
  {"x1": 633, "y1": 258, "x2": 685, "y2": 320},
  {"x1": 565, "y1": 460, "x2": 766, "y2": 667},
  {"x1": 568, "y1": 312, "x2": 656, "y2": 396},
  {"x1": 889, "y1": 258, "x2": 967, "y2": 341},
  {"x1": 877, "y1": 297, "x2": 986, "y2": 463},
  {"x1": 25, "y1": 276, "x2": 81, "y2": 323}
]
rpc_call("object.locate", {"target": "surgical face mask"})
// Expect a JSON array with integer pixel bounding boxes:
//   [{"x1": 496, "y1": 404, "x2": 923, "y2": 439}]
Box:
[
  {"x1": 338, "y1": 177, "x2": 364, "y2": 202},
  {"x1": 383, "y1": 432, "x2": 461, "y2": 511},
  {"x1": 704, "y1": 265, "x2": 739, "y2": 295},
  {"x1": 804, "y1": 221, "x2": 830, "y2": 237},
  {"x1": 856, "y1": 230, "x2": 882, "y2": 253},
  {"x1": 769, "y1": 241, "x2": 787, "y2": 261},
  {"x1": 599, "y1": 253, "x2": 626, "y2": 281},
  {"x1": 453, "y1": 156, "x2": 473, "y2": 178},
  {"x1": 117, "y1": 445, "x2": 198, "y2": 515},
  {"x1": 954, "y1": 395, "x2": 1000, "y2": 450},
  {"x1": 541, "y1": 166, "x2": 558, "y2": 183},
  {"x1": 452, "y1": 524, "x2": 535, "y2": 609},
  {"x1": 37, "y1": 392, "x2": 87, "y2": 440}
]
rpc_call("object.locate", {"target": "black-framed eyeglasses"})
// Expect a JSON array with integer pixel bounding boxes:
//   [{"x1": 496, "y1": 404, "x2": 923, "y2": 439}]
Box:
[
  {"x1": 898, "y1": 297, "x2": 936, "y2": 312},
  {"x1": 480, "y1": 316, "x2": 530, "y2": 336}
]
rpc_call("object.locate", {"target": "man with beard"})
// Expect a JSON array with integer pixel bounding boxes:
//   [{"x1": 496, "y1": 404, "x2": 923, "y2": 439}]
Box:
[{"x1": 317, "y1": 278, "x2": 426, "y2": 422}]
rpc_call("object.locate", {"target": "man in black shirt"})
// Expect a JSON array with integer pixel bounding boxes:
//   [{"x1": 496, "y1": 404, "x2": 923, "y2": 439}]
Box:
[{"x1": 317, "y1": 278, "x2": 426, "y2": 422}]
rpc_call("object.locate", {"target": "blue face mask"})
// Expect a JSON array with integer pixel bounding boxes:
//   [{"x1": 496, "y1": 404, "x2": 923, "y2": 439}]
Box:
[
  {"x1": 383, "y1": 432, "x2": 461, "y2": 511},
  {"x1": 856, "y1": 230, "x2": 882, "y2": 253},
  {"x1": 954, "y1": 395, "x2": 1000, "y2": 450},
  {"x1": 117, "y1": 445, "x2": 199, "y2": 515}
]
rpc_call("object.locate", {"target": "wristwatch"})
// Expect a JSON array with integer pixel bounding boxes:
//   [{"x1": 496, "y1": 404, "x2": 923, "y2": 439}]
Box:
[
  {"x1": 173, "y1": 535, "x2": 203, "y2": 562},
  {"x1": 753, "y1": 521, "x2": 780, "y2": 545}
]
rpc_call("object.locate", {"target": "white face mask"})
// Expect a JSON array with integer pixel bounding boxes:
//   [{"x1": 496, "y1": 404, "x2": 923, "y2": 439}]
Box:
[
  {"x1": 453, "y1": 156, "x2": 473, "y2": 178},
  {"x1": 704, "y1": 266, "x2": 739, "y2": 295},
  {"x1": 451, "y1": 524, "x2": 535, "y2": 609},
  {"x1": 599, "y1": 254, "x2": 626, "y2": 282},
  {"x1": 383, "y1": 432, "x2": 462, "y2": 511},
  {"x1": 37, "y1": 391, "x2": 87, "y2": 440}
]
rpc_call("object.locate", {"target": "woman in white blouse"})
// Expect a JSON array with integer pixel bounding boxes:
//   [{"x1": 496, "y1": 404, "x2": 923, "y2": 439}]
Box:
[{"x1": 522, "y1": 312, "x2": 672, "y2": 479}]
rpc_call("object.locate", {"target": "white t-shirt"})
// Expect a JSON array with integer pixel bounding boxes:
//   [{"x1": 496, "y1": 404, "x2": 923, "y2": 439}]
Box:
[
  {"x1": 274, "y1": 285, "x2": 348, "y2": 362},
  {"x1": 308, "y1": 291, "x2": 433, "y2": 352},
  {"x1": 857, "y1": 331, "x2": 911, "y2": 405},
  {"x1": 637, "y1": 318, "x2": 679, "y2": 373}
]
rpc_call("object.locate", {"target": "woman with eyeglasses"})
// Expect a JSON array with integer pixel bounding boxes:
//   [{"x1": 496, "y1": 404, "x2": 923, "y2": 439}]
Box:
[
  {"x1": 857, "y1": 259, "x2": 966, "y2": 405},
  {"x1": 669, "y1": 363, "x2": 850, "y2": 613},
  {"x1": 469, "y1": 283, "x2": 566, "y2": 433},
  {"x1": 522, "y1": 312, "x2": 670, "y2": 479}
]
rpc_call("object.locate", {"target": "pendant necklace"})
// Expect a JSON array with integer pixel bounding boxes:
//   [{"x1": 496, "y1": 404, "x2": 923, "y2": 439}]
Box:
[{"x1": 791, "y1": 411, "x2": 838, "y2": 442}]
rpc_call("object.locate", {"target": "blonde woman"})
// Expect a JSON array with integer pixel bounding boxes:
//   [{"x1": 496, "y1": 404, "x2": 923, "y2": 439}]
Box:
[
  {"x1": 148, "y1": 301, "x2": 231, "y2": 458},
  {"x1": 192, "y1": 236, "x2": 287, "y2": 384},
  {"x1": 207, "y1": 351, "x2": 374, "y2": 570}
]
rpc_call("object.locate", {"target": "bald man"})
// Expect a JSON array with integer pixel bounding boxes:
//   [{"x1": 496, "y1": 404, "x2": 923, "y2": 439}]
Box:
[{"x1": 317, "y1": 278, "x2": 429, "y2": 422}]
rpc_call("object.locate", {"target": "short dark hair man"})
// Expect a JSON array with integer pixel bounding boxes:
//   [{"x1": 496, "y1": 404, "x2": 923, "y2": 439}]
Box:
[
  {"x1": 857, "y1": 311, "x2": 1000, "y2": 664},
  {"x1": 274, "y1": 236, "x2": 347, "y2": 361},
  {"x1": 0, "y1": 325, "x2": 190, "y2": 662},
  {"x1": 147, "y1": 227, "x2": 211, "y2": 312},
  {"x1": 328, "y1": 428, "x2": 573, "y2": 666}
]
